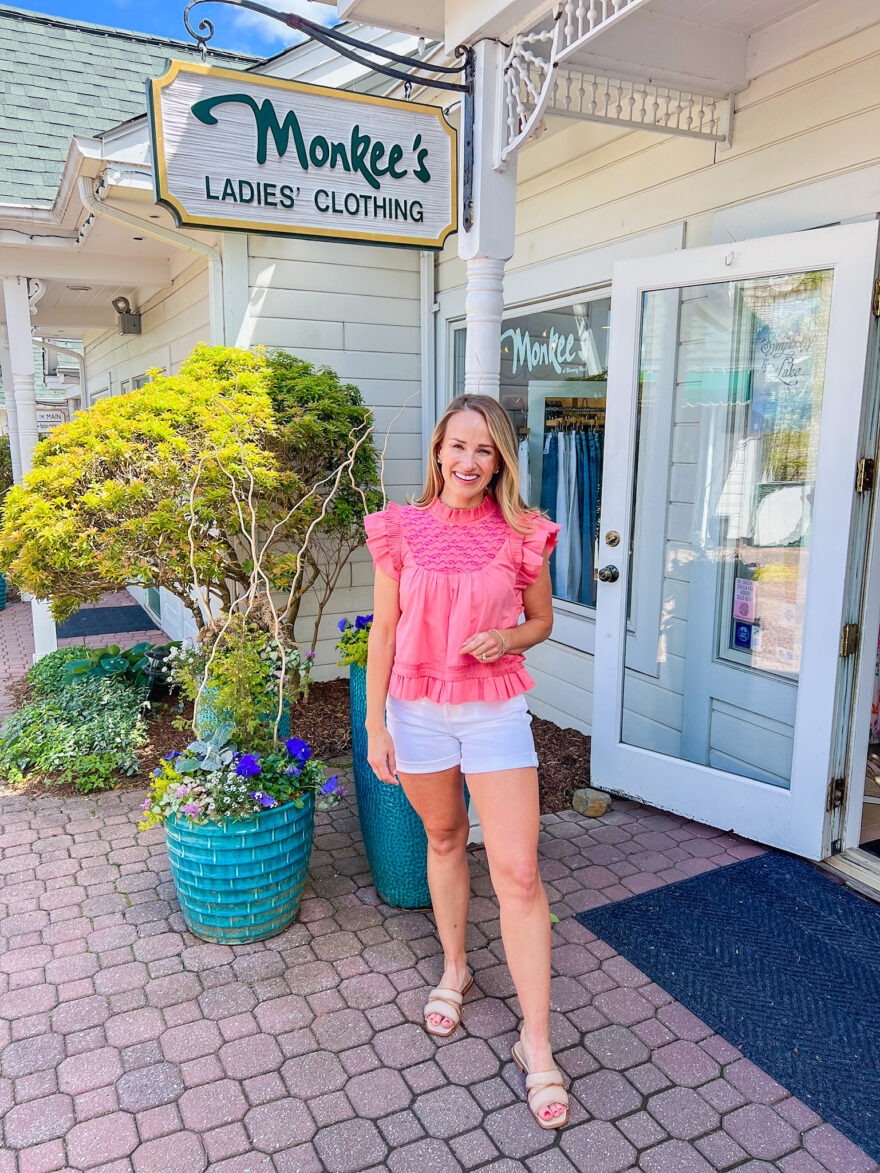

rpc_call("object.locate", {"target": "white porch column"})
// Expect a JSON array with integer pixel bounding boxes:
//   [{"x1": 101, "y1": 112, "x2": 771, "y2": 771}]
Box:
[
  {"x1": 2, "y1": 277, "x2": 40, "y2": 474},
  {"x1": 459, "y1": 40, "x2": 518, "y2": 400},
  {"x1": 2, "y1": 276, "x2": 57, "y2": 660},
  {"x1": 0, "y1": 324, "x2": 23, "y2": 481}
]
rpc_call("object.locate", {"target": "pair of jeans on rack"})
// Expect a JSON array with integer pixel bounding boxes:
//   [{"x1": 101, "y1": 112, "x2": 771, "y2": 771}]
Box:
[{"x1": 540, "y1": 433, "x2": 559, "y2": 594}]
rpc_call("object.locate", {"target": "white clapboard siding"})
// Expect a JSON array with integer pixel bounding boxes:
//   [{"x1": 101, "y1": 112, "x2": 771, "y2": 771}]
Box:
[
  {"x1": 524, "y1": 640, "x2": 593, "y2": 734},
  {"x1": 86, "y1": 259, "x2": 210, "y2": 391}
]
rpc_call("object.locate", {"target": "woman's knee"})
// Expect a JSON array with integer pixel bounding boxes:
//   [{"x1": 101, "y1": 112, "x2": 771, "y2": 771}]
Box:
[
  {"x1": 492, "y1": 857, "x2": 542, "y2": 904},
  {"x1": 425, "y1": 821, "x2": 469, "y2": 857}
]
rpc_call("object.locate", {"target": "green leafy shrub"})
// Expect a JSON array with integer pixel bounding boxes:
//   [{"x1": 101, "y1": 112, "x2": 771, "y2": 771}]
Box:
[
  {"x1": 26, "y1": 646, "x2": 91, "y2": 695},
  {"x1": 0, "y1": 676, "x2": 147, "y2": 792},
  {"x1": 167, "y1": 617, "x2": 312, "y2": 752},
  {"x1": 0, "y1": 346, "x2": 382, "y2": 648}
]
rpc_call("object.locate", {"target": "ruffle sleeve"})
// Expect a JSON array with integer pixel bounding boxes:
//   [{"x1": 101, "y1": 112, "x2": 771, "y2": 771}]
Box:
[
  {"x1": 515, "y1": 515, "x2": 561, "y2": 590},
  {"x1": 363, "y1": 504, "x2": 403, "y2": 581}
]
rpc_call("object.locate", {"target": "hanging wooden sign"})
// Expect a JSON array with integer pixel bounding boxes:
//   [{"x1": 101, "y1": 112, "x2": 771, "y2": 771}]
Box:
[{"x1": 148, "y1": 62, "x2": 457, "y2": 249}]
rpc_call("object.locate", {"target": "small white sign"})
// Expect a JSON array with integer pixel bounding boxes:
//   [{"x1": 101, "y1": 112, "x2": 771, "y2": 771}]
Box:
[
  {"x1": 36, "y1": 407, "x2": 66, "y2": 432},
  {"x1": 148, "y1": 62, "x2": 457, "y2": 249}
]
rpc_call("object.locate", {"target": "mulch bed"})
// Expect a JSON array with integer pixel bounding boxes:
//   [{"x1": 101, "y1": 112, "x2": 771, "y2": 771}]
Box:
[
  {"x1": 0, "y1": 678, "x2": 590, "y2": 815},
  {"x1": 291, "y1": 679, "x2": 590, "y2": 815}
]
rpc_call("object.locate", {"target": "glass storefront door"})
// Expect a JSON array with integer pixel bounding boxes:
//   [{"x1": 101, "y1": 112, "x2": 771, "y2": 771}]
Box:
[{"x1": 592, "y1": 222, "x2": 879, "y2": 859}]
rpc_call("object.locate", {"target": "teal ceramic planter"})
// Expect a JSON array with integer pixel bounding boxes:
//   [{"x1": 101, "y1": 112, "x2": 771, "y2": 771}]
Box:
[
  {"x1": 349, "y1": 663, "x2": 430, "y2": 909},
  {"x1": 165, "y1": 795, "x2": 314, "y2": 943},
  {"x1": 0, "y1": 571, "x2": 6, "y2": 612}
]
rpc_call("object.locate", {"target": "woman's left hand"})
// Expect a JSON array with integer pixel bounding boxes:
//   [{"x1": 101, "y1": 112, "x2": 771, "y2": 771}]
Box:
[{"x1": 460, "y1": 630, "x2": 504, "y2": 663}]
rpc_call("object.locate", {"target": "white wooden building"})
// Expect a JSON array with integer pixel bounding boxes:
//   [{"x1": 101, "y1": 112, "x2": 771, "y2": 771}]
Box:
[{"x1": 4, "y1": 1, "x2": 880, "y2": 884}]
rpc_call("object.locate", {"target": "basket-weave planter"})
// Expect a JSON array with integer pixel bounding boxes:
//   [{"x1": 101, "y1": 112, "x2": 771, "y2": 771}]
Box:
[
  {"x1": 165, "y1": 796, "x2": 314, "y2": 944},
  {"x1": 349, "y1": 663, "x2": 430, "y2": 909}
]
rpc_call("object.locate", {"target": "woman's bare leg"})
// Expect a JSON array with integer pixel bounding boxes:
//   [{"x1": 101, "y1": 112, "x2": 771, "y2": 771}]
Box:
[
  {"x1": 397, "y1": 765, "x2": 471, "y2": 1029},
  {"x1": 466, "y1": 766, "x2": 565, "y2": 1122}
]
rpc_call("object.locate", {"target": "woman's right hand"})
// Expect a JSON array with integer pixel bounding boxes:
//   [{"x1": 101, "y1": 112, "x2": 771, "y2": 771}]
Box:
[{"x1": 367, "y1": 726, "x2": 399, "y2": 785}]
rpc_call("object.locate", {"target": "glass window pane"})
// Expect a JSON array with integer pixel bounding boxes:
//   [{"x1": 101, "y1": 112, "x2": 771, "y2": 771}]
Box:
[
  {"x1": 622, "y1": 271, "x2": 833, "y2": 788},
  {"x1": 500, "y1": 298, "x2": 610, "y2": 607}
]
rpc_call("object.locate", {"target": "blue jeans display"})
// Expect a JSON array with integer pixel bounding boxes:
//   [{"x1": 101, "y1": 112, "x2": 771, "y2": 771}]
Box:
[{"x1": 540, "y1": 433, "x2": 559, "y2": 595}]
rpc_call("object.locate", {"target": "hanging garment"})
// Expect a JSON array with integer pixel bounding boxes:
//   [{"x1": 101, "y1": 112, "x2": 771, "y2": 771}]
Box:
[
  {"x1": 579, "y1": 430, "x2": 596, "y2": 606},
  {"x1": 518, "y1": 436, "x2": 532, "y2": 504},
  {"x1": 540, "y1": 432, "x2": 559, "y2": 594},
  {"x1": 564, "y1": 430, "x2": 581, "y2": 600},
  {"x1": 555, "y1": 433, "x2": 572, "y2": 598},
  {"x1": 540, "y1": 432, "x2": 558, "y2": 521}
]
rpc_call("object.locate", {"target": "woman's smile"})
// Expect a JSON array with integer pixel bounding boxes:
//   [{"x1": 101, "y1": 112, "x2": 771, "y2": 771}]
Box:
[{"x1": 437, "y1": 410, "x2": 499, "y2": 508}]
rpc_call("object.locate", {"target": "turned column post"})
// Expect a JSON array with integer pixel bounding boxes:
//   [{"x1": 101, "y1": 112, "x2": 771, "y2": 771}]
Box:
[
  {"x1": 459, "y1": 40, "x2": 517, "y2": 401},
  {"x1": 2, "y1": 276, "x2": 57, "y2": 659}
]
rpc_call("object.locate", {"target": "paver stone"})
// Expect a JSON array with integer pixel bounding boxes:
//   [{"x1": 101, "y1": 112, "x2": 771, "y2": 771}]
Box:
[
  {"x1": 313, "y1": 1118, "x2": 388, "y2": 1173},
  {"x1": 245, "y1": 1097, "x2": 316, "y2": 1151},
  {"x1": 66, "y1": 1111, "x2": 139, "y2": 1169},
  {"x1": 132, "y1": 1131, "x2": 207, "y2": 1173}
]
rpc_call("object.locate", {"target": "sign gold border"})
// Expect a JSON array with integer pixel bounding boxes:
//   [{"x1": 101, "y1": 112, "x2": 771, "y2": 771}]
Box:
[{"x1": 147, "y1": 61, "x2": 458, "y2": 249}]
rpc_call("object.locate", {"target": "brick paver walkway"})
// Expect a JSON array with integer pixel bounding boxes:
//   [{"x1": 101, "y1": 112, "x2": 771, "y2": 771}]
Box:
[{"x1": 0, "y1": 782, "x2": 876, "y2": 1173}]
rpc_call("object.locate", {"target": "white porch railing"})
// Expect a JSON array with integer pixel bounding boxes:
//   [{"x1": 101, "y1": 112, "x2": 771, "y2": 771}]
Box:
[{"x1": 498, "y1": 0, "x2": 732, "y2": 166}]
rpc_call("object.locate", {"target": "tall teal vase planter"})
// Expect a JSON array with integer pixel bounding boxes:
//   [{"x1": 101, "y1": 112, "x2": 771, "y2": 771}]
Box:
[
  {"x1": 165, "y1": 796, "x2": 314, "y2": 943},
  {"x1": 349, "y1": 663, "x2": 431, "y2": 909},
  {"x1": 0, "y1": 572, "x2": 6, "y2": 612}
]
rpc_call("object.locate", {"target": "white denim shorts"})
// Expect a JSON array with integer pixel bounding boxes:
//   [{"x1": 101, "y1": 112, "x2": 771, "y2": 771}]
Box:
[{"x1": 385, "y1": 693, "x2": 539, "y2": 775}]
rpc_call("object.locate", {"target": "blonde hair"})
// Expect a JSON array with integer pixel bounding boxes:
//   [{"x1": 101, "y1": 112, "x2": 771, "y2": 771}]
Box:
[{"x1": 413, "y1": 395, "x2": 538, "y2": 534}]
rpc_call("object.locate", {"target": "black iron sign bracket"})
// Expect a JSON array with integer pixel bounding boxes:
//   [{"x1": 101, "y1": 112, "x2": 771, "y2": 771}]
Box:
[{"x1": 183, "y1": 0, "x2": 475, "y2": 231}]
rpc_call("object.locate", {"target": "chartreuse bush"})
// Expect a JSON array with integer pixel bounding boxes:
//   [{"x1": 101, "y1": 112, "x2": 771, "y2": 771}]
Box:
[{"x1": 0, "y1": 345, "x2": 383, "y2": 644}]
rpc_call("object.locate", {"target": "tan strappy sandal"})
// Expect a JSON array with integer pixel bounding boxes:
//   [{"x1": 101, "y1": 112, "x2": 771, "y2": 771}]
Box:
[
  {"x1": 511, "y1": 1039, "x2": 570, "y2": 1130},
  {"x1": 423, "y1": 973, "x2": 474, "y2": 1039}
]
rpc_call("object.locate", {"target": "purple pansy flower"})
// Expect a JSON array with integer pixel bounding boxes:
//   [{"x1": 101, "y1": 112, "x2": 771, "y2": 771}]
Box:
[
  {"x1": 284, "y1": 763, "x2": 302, "y2": 776},
  {"x1": 321, "y1": 774, "x2": 339, "y2": 795},
  {"x1": 236, "y1": 754, "x2": 262, "y2": 777},
  {"x1": 163, "y1": 751, "x2": 183, "y2": 761},
  {"x1": 337, "y1": 618, "x2": 349, "y2": 632},
  {"x1": 285, "y1": 738, "x2": 311, "y2": 762},
  {"x1": 175, "y1": 785, "x2": 189, "y2": 799},
  {"x1": 183, "y1": 803, "x2": 202, "y2": 818},
  {"x1": 249, "y1": 790, "x2": 276, "y2": 809},
  {"x1": 152, "y1": 768, "x2": 162, "y2": 777}
]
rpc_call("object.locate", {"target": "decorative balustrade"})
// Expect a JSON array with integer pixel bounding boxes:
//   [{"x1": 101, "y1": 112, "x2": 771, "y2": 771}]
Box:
[{"x1": 498, "y1": 0, "x2": 732, "y2": 166}]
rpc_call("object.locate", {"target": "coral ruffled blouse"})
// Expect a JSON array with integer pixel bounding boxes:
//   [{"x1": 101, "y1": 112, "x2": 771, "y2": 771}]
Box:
[{"x1": 364, "y1": 496, "x2": 560, "y2": 704}]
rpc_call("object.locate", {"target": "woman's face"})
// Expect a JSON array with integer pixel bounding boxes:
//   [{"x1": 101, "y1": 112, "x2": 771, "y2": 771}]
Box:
[{"x1": 436, "y1": 410, "x2": 499, "y2": 508}]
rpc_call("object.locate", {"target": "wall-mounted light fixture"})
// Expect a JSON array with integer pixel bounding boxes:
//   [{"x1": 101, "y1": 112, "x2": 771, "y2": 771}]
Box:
[{"x1": 112, "y1": 296, "x2": 141, "y2": 336}]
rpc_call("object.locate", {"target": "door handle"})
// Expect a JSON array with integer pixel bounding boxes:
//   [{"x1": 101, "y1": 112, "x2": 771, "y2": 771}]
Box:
[{"x1": 598, "y1": 565, "x2": 619, "y2": 583}]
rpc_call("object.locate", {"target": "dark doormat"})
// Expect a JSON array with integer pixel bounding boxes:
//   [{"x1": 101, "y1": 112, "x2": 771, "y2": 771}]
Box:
[
  {"x1": 56, "y1": 605, "x2": 158, "y2": 639},
  {"x1": 575, "y1": 852, "x2": 880, "y2": 1161}
]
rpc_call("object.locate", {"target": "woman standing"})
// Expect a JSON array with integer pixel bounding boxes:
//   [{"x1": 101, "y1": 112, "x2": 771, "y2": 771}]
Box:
[{"x1": 364, "y1": 395, "x2": 569, "y2": 1129}]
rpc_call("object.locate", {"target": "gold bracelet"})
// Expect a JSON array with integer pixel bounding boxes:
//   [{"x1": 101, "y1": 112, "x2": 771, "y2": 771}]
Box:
[{"x1": 489, "y1": 628, "x2": 507, "y2": 656}]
